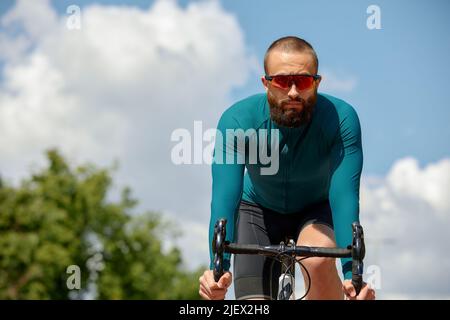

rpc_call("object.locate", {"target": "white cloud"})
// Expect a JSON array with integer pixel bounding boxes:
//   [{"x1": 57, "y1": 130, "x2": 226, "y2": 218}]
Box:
[
  {"x1": 163, "y1": 210, "x2": 209, "y2": 270},
  {"x1": 1, "y1": 0, "x2": 58, "y2": 41},
  {"x1": 360, "y1": 157, "x2": 450, "y2": 299},
  {"x1": 386, "y1": 157, "x2": 450, "y2": 215},
  {"x1": 0, "y1": 33, "x2": 29, "y2": 62},
  {"x1": 0, "y1": 0, "x2": 259, "y2": 291},
  {"x1": 319, "y1": 69, "x2": 357, "y2": 93},
  {"x1": 0, "y1": 0, "x2": 257, "y2": 223},
  {"x1": 0, "y1": 0, "x2": 57, "y2": 63}
]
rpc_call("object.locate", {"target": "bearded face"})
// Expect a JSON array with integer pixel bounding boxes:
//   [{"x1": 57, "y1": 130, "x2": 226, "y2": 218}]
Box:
[
  {"x1": 262, "y1": 50, "x2": 321, "y2": 128},
  {"x1": 267, "y1": 90, "x2": 317, "y2": 128}
]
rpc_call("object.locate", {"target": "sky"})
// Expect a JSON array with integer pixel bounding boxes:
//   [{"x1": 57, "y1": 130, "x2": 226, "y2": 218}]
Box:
[{"x1": 0, "y1": 0, "x2": 449, "y2": 299}]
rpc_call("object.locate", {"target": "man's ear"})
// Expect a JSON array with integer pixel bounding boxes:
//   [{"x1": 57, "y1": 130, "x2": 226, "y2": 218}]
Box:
[
  {"x1": 315, "y1": 75, "x2": 322, "y2": 88},
  {"x1": 261, "y1": 76, "x2": 269, "y2": 92}
]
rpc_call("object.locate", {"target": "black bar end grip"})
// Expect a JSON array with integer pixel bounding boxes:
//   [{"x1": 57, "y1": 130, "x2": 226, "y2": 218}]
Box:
[
  {"x1": 351, "y1": 222, "x2": 365, "y2": 297},
  {"x1": 351, "y1": 253, "x2": 364, "y2": 296},
  {"x1": 213, "y1": 256, "x2": 223, "y2": 282},
  {"x1": 352, "y1": 273, "x2": 363, "y2": 296},
  {"x1": 212, "y1": 219, "x2": 227, "y2": 283}
]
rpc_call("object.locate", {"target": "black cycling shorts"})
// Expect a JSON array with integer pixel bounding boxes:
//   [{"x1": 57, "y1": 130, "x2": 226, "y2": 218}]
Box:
[{"x1": 233, "y1": 199, "x2": 334, "y2": 300}]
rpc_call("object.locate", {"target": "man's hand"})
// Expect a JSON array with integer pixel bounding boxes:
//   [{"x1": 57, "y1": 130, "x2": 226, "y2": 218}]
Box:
[
  {"x1": 343, "y1": 280, "x2": 375, "y2": 300},
  {"x1": 199, "y1": 270, "x2": 232, "y2": 300}
]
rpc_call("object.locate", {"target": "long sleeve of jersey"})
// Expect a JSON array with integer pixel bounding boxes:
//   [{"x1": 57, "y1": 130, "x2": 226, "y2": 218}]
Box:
[
  {"x1": 209, "y1": 110, "x2": 245, "y2": 271},
  {"x1": 328, "y1": 104, "x2": 363, "y2": 280}
]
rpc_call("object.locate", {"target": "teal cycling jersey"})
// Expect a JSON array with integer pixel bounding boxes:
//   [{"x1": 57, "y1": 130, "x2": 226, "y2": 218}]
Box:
[{"x1": 209, "y1": 92, "x2": 363, "y2": 279}]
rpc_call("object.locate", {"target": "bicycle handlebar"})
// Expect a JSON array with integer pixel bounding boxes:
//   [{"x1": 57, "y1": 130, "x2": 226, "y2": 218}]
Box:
[
  {"x1": 212, "y1": 218, "x2": 366, "y2": 297},
  {"x1": 226, "y1": 243, "x2": 352, "y2": 257}
]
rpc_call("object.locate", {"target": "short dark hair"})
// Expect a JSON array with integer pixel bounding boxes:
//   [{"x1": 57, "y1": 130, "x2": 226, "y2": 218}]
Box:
[{"x1": 264, "y1": 36, "x2": 319, "y2": 75}]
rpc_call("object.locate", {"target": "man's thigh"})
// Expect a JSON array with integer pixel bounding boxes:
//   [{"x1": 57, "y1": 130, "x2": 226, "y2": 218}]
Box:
[
  {"x1": 297, "y1": 223, "x2": 336, "y2": 248},
  {"x1": 296, "y1": 223, "x2": 343, "y2": 300},
  {"x1": 297, "y1": 223, "x2": 336, "y2": 247},
  {"x1": 295, "y1": 200, "x2": 335, "y2": 245},
  {"x1": 233, "y1": 199, "x2": 336, "y2": 300},
  {"x1": 233, "y1": 201, "x2": 282, "y2": 300},
  {"x1": 295, "y1": 201, "x2": 337, "y2": 273}
]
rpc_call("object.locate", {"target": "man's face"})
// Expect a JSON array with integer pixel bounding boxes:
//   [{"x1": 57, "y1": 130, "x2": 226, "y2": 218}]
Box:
[{"x1": 262, "y1": 50, "x2": 321, "y2": 128}]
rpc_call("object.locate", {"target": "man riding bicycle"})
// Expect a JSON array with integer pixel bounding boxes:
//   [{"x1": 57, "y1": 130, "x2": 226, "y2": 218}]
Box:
[{"x1": 199, "y1": 36, "x2": 375, "y2": 300}]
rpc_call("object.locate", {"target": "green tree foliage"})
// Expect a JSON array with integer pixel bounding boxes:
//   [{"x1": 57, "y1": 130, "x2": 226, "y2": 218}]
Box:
[{"x1": 0, "y1": 149, "x2": 204, "y2": 299}]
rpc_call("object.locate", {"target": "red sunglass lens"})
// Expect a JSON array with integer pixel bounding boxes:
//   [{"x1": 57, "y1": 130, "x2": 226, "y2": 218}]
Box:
[
  {"x1": 271, "y1": 75, "x2": 314, "y2": 90},
  {"x1": 272, "y1": 76, "x2": 290, "y2": 88},
  {"x1": 295, "y1": 76, "x2": 314, "y2": 90}
]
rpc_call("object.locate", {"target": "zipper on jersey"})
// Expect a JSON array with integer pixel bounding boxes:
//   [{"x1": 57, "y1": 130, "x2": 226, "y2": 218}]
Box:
[{"x1": 284, "y1": 129, "x2": 289, "y2": 212}]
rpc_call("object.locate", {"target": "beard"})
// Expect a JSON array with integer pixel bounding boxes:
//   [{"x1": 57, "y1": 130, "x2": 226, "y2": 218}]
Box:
[{"x1": 267, "y1": 91, "x2": 317, "y2": 128}]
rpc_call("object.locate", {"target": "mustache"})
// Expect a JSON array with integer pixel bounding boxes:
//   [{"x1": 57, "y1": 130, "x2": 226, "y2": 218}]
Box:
[{"x1": 279, "y1": 97, "x2": 305, "y2": 106}]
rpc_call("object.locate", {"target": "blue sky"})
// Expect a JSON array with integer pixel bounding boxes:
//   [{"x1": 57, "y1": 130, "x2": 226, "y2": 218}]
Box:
[
  {"x1": 1, "y1": 0, "x2": 448, "y2": 174},
  {"x1": 216, "y1": 0, "x2": 450, "y2": 175}
]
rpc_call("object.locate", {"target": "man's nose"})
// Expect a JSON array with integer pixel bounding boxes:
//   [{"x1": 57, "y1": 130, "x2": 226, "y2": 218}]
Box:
[{"x1": 287, "y1": 83, "x2": 300, "y2": 99}]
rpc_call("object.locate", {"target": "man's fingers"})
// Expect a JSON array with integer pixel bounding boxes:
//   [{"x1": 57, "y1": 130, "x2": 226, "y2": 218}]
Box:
[
  {"x1": 342, "y1": 280, "x2": 376, "y2": 300},
  {"x1": 211, "y1": 288, "x2": 227, "y2": 300},
  {"x1": 199, "y1": 274, "x2": 214, "y2": 296},
  {"x1": 199, "y1": 280, "x2": 226, "y2": 300},
  {"x1": 199, "y1": 284, "x2": 226, "y2": 300},
  {"x1": 199, "y1": 282, "x2": 212, "y2": 297},
  {"x1": 199, "y1": 289, "x2": 210, "y2": 300},
  {"x1": 343, "y1": 282, "x2": 356, "y2": 298},
  {"x1": 204, "y1": 273, "x2": 220, "y2": 290},
  {"x1": 354, "y1": 283, "x2": 376, "y2": 300},
  {"x1": 344, "y1": 292, "x2": 357, "y2": 300},
  {"x1": 199, "y1": 270, "x2": 231, "y2": 300},
  {"x1": 367, "y1": 289, "x2": 376, "y2": 300},
  {"x1": 204, "y1": 285, "x2": 226, "y2": 299},
  {"x1": 199, "y1": 281, "x2": 211, "y2": 300},
  {"x1": 361, "y1": 287, "x2": 376, "y2": 300},
  {"x1": 218, "y1": 272, "x2": 232, "y2": 289}
]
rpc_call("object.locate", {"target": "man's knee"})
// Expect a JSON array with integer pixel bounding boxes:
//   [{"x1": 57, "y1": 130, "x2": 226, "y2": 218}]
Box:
[
  {"x1": 300, "y1": 256, "x2": 337, "y2": 275},
  {"x1": 296, "y1": 224, "x2": 339, "y2": 279}
]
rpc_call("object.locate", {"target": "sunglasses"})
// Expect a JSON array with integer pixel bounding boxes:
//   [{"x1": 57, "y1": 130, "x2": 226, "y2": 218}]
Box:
[{"x1": 264, "y1": 74, "x2": 321, "y2": 90}]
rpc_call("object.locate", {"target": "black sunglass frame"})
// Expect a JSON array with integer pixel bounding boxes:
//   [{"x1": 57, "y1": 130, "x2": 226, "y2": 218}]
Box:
[{"x1": 264, "y1": 74, "x2": 322, "y2": 81}]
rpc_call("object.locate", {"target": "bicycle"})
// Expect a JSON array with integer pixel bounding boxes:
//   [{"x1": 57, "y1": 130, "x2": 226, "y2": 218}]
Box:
[{"x1": 212, "y1": 218, "x2": 365, "y2": 300}]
